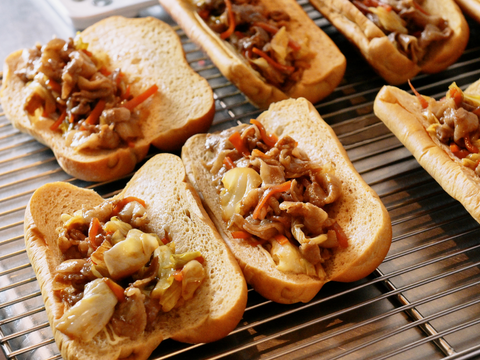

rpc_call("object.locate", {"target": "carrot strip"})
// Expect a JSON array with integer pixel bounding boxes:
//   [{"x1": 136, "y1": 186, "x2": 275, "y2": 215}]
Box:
[
  {"x1": 194, "y1": 255, "x2": 205, "y2": 264},
  {"x1": 88, "y1": 217, "x2": 101, "y2": 249},
  {"x1": 408, "y1": 79, "x2": 429, "y2": 109},
  {"x1": 252, "y1": 47, "x2": 295, "y2": 73},
  {"x1": 116, "y1": 72, "x2": 125, "y2": 87},
  {"x1": 49, "y1": 109, "x2": 67, "y2": 131},
  {"x1": 220, "y1": 0, "x2": 235, "y2": 39},
  {"x1": 111, "y1": 196, "x2": 147, "y2": 217},
  {"x1": 99, "y1": 67, "x2": 111, "y2": 76},
  {"x1": 160, "y1": 236, "x2": 170, "y2": 245},
  {"x1": 250, "y1": 119, "x2": 278, "y2": 147},
  {"x1": 364, "y1": 0, "x2": 392, "y2": 10},
  {"x1": 450, "y1": 143, "x2": 470, "y2": 159},
  {"x1": 46, "y1": 78, "x2": 62, "y2": 93},
  {"x1": 223, "y1": 156, "x2": 236, "y2": 170},
  {"x1": 121, "y1": 84, "x2": 131, "y2": 101},
  {"x1": 81, "y1": 49, "x2": 93, "y2": 57},
  {"x1": 330, "y1": 222, "x2": 348, "y2": 248},
  {"x1": 251, "y1": 149, "x2": 270, "y2": 159},
  {"x1": 173, "y1": 270, "x2": 183, "y2": 282},
  {"x1": 231, "y1": 231, "x2": 251, "y2": 239},
  {"x1": 84, "y1": 99, "x2": 106, "y2": 126},
  {"x1": 104, "y1": 278, "x2": 126, "y2": 302},
  {"x1": 288, "y1": 39, "x2": 301, "y2": 51},
  {"x1": 252, "y1": 21, "x2": 279, "y2": 34},
  {"x1": 121, "y1": 84, "x2": 158, "y2": 111},
  {"x1": 273, "y1": 234, "x2": 289, "y2": 245},
  {"x1": 253, "y1": 181, "x2": 292, "y2": 220},
  {"x1": 228, "y1": 131, "x2": 250, "y2": 156},
  {"x1": 464, "y1": 135, "x2": 479, "y2": 154},
  {"x1": 448, "y1": 86, "x2": 463, "y2": 107}
]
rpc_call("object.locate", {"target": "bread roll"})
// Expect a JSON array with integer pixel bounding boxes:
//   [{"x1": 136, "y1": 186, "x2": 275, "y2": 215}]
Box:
[
  {"x1": 159, "y1": 0, "x2": 346, "y2": 108},
  {"x1": 374, "y1": 80, "x2": 480, "y2": 223},
  {"x1": 182, "y1": 98, "x2": 392, "y2": 304},
  {"x1": 1, "y1": 16, "x2": 215, "y2": 182},
  {"x1": 24, "y1": 153, "x2": 248, "y2": 360},
  {"x1": 309, "y1": 0, "x2": 469, "y2": 84}
]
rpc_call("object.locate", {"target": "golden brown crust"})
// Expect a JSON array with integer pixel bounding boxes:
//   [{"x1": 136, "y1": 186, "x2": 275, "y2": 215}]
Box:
[
  {"x1": 309, "y1": 0, "x2": 469, "y2": 85},
  {"x1": 374, "y1": 82, "x2": 480, "y2": 223},
  {"x1": 182, "y1": 98, "x2": 392, "y2": 304},
  {"x1": 454, "y1": 0, "x2": 480, "y2": 23},
  {"x1": 0, "y1": 16, "x2": 214, "y2": 182},
  {"x1": 158, "y1": 0, "x2": 346, "y2": 109},
  {"x1": 24, "y1": 154, "x2": 248, "y2": 360}
]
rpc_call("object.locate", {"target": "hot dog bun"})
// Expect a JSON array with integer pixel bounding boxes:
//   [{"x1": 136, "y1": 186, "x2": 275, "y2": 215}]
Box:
[
  {"x1": 454, "y1": 0, "x2": 480, "y2": 24},
  {"x1": 24, "y1": 153, "x2": 248, "y2": 360},
  {"x1": 374, "y1": 80, "x2": 480, "y2": 222},
  {"x1": 1, "y1": 16, "x2": 215, "y2": 182},
  {"x1": 182, "y1": 98, "x2": 392, "y2": 304},
  {"x1": 158, "y1": 0, "x2": 346, "y2": 109},
  {"x1": 309, "y1": 0, "x2": 469, "y2": 85}
]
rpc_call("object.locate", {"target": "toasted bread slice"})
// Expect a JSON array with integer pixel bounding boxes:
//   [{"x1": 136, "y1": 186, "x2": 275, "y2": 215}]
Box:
[
  {"x1": 159, "y1": 0, "x2": 346, "y2": 109},
  {"x1": 1, "y1": 16, "x2": 215, "y2": 182},
  {"x1": 309, "y1": 0, "x2": 469, "y2": 84},
  {"x1": 24, "y1": 153, "x2": 247, "y2": 360},
  {"x1": 374, "y1": 80, "x2": 480, "y2": 223},
  {"x1": 182, "y1": 98, "x2": 392, "y2": 304}
]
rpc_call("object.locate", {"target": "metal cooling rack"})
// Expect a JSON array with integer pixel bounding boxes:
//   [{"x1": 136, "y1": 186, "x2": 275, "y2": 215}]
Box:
[{"x1": 2, "y1": 1, "x2": 480, "y2": 359}]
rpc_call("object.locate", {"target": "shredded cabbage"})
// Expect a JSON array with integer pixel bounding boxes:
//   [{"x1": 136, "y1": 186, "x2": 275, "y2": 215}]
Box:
[
  {"x1": 104, "y1": 229, "x2": 159, "y2": 279},
  {"x1": 221, "y1": 167, "x2": 262, "y2": 220},
  {"x1": 56, "y1": 278, "x2": 118, "y2": 342},
  {"x1": 270, "y1": 239, "x2": 316, "y2": 276}
]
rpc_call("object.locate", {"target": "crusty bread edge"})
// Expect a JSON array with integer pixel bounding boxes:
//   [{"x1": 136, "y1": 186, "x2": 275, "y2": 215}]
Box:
[
  {"x1": 374, "y1": 84, "x2": 480, "y2": 223},
  {"x1": 182, "y1": 98, "x2": 392, "y2": 303},
  {"x1": 159, "y1": 0, "x2": 346, "y2": 108},
  {"x1": 309, "y1": 0, "x2": 469, "y2": 85}
]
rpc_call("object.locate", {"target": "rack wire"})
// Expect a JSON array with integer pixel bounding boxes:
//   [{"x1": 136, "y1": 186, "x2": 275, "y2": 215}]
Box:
[{"x1": 1, "y1": 1, "x2": 480, "y2": 359}]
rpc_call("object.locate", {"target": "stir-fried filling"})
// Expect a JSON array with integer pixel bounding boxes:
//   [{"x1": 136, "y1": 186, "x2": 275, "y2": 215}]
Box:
[
  {"x1": 195, "y1": 0, "x2": 314, "y2": 90},
  {"x1": 204, "y1": 120, "x2": 348, "y2": 277},
  {"x1": 53, "y1": 197, "x2": 205, "y2": 342},
  {"x1": 411, "y1": 81, "x2": 480, "y2": 175},
  {"x1": 15, "y1": 36, "x2": 158, "y2": 151},
  {"x1": 351, "y1": 0, "x2": 452, "y2": 63}
]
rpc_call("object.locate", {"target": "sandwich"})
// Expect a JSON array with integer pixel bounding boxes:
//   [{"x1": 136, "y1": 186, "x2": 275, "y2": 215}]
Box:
[
  {"x1": 374, "y1": 78, "x2": 480, "y2": 223},
  {"x1": 159, "y1": 0, "x2": 347, "y2": 108},
  {"x1": 182, "y1": 97, "x2": 392, "y2": 304},
  {"x1": 308, "y1": 0, "x2": 469, "y2": 84},
  {"x1": 24, "y1": 153, "x2": 248, "y2": 360},
  {"x1": 1, "y1": 16, "x2": 215, "y2": 182}
]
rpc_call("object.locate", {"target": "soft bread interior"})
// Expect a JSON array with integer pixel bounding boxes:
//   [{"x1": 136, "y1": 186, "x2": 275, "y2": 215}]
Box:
[
  {"x1": 182, "y1": 98, "x2": 392, "y2": 304},
  {"x1": 1, "y1": 16, "x2": 214, "y2": 182},
  {"x1": 24, "y1": 154, "x2": 247, "y2": 360}
]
